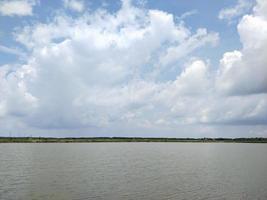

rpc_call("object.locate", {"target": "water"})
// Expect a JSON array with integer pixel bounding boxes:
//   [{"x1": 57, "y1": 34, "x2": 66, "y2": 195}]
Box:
[{"x1": 0, "y1": 143, "x2": 267, "y2": 200}]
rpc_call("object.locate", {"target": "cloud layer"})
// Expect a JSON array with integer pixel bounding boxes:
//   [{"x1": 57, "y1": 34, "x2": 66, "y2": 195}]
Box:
[{"x1": 0, "y1": 0, "x2": 266, "y2": 137}]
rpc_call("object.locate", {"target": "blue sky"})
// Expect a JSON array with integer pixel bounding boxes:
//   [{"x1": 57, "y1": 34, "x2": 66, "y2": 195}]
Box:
[{"x1": 0, "y1": 0, "x2": 266, "y2": 137}]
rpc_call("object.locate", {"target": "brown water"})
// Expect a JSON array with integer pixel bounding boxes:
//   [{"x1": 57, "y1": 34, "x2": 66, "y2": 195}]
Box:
[{"x1": 0, "y1": 143, "x2": 267, "y2": 200}]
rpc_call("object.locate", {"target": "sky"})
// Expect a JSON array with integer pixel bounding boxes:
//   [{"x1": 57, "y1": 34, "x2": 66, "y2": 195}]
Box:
[{"x1": 0, "y1": 0, "x2": 266, "y2": 138}]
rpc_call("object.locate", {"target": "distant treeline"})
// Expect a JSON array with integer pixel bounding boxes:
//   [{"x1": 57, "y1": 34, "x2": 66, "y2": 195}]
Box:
[{"x1": 0, "y1": 137, "x2": 267, "y2": 143}]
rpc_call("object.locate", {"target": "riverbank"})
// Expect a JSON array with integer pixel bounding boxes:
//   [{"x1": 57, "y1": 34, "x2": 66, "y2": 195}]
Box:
[{"x1": 0, "y1": 137, "x2": 267, "y2": 143}]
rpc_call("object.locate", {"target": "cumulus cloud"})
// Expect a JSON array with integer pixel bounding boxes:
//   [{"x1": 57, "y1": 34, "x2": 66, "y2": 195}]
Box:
[
  {"x1": 218, "y1": 0, "x2": 254, "y2": 22},
  {"x1": 1, "y1": 0, "x2": 218, "y2": 130},
  {"x1": 0, "y1": 64, "x2": 38, "y2": 118},
  {"x1": 216, "y1": 0, "x2": 267, "y2": 95},
  {"x1": 0, "y1": 0, "x2": 37, "y2": 16},
  {"x1": 63, "y1": 0, "x2": 84, "y2": 12}
]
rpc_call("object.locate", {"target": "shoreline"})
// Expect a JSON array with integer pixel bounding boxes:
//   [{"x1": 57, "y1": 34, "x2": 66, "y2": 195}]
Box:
[{"x1": 1, "y1": 137, "x2": 267, "y2": 143}]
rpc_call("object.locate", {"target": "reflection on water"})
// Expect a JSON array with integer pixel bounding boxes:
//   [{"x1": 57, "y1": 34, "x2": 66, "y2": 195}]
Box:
[{"x1": 0, "y1": 143, "x2": 267, "y2": 199}]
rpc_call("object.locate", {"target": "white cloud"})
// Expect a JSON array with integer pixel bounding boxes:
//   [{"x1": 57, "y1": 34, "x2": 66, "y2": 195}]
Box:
[
  {"x1": 179, "y1": 9, "x2": 198, "y2": 19},
  {"x1": 218, "y1": 0, "x2": 254, "y2": 22},
  {"x1": 63, "y1": 0, "x2": 84, "y2": 12},
  {"x1": 0, "y1": 0, "x2": 37, "y2": 16},
  {"x1": 0, "y1": 64, "x2": 38, "y2": 119},
  {"x1": 159, "y1": 28, "x2": 218, "y2": 68},
  {"x1": 3, "y1": 0, "x2": 219, "y2": 130},
  {"x1": 216, "y1": 0, "x2": 267, "y2": 95},
  {"x1": 160, "y1": 60, "x2": 211, "y2": 98}
]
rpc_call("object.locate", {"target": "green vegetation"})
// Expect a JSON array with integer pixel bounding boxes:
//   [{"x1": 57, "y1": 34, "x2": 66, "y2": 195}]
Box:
[{"x1": 0, "y1": 137, "x2": 267, "y2": 143}]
